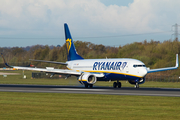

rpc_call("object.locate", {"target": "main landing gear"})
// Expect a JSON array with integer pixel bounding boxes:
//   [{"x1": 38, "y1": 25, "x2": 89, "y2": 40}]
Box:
[
  {"x1": 113, "y1": 81, "x2": 121, "y2": 88},
  {"x1": 85, "y1": 84, "x2": 93, "y2": 88}
]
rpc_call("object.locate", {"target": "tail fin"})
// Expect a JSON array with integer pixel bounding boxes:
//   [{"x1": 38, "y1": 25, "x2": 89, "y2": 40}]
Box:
[{"x1": 64, "y1": 23, "x2": 84, "y2": 61}]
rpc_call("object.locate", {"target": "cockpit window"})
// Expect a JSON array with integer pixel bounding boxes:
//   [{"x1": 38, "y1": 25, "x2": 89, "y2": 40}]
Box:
[{"x1": 133, "y1": 65, "x2": 146, "y2": 68}]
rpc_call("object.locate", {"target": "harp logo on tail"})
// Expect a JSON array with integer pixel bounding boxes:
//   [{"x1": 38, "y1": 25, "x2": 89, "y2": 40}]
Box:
[{"x1": 66, "y1": 38, "x2": 72, "y2": 53}]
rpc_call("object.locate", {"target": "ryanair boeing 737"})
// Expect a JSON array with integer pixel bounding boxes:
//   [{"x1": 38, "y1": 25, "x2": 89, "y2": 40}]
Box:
[{"x1": 1, "y1": 23, "x2": 179, "y2": 88}]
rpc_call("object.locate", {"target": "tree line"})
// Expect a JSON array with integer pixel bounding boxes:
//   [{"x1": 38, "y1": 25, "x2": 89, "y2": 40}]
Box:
[{"x1": 0, "y1": 40, "x2": 180, "y2": 75}]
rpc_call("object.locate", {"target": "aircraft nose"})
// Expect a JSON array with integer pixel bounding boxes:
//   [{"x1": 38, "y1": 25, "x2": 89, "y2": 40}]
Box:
[{"x1": 140, "y1": 68, "x2": 148, "y2": 77}]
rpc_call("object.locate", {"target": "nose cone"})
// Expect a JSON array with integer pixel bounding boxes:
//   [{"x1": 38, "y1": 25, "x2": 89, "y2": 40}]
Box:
[{"x1": 139, "y1": 68, "x2": 148, "y2": 77}]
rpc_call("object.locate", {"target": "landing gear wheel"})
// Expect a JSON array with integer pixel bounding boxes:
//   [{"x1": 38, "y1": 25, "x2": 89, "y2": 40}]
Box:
[
  {"x1": 113, "y1": 82, "x2": 117, "y2": 88},
  {"x1": 89, "y1": 84, "x2": 93, "y2": 88},
  {"x1": 117, "y1": 82, "x2": 122, "y2": 88},
  {"x1": 135, "y1": 83, "x2": 139, "y2": 88},
  {"x1": 85, "y1": 84, "x2": 88, "y2": 88}
]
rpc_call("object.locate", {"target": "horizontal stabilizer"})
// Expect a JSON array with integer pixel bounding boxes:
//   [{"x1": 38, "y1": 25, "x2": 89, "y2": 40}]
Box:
[{"x1": 29, "y1": 59, "x2": 67, "y2": 65}]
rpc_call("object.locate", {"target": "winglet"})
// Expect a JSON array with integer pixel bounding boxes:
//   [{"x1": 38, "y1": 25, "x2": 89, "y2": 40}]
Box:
[
  {"x1": 1, "y1": 53, "x2": 12, "y2": 68},
  {"x1": 147, "y1": 54, "x2": 179, "y2": 73},
  {"x1": 176, "y1": 54, "x2": 179, "y2": 68}
]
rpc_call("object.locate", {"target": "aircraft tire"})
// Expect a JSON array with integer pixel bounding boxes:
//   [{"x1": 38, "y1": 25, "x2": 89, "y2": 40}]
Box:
[
  {"x1": 85, "y1": 84, "x2": 88, "y2": 88},
  {"x1": 89, "y1": 84, "x2": 93, "y2": 88},
  {"x1": 135, "y1": 83, "x2": 139, "y2": 88},
  {"x1": 117, "y1": 82, "x2": 121, "y2": 88},
  {"x1": 113, "y1": 82, "x2": 117, "y2": 88}
]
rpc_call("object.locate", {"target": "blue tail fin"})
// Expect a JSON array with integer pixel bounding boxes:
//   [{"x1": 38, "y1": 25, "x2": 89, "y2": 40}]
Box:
[{"x1": 64, "y1": 23, "x2": 84, "y2": 61}]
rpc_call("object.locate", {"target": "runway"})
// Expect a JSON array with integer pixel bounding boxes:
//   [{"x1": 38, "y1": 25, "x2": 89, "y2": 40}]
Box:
[{"x1": 0, "y1": 84, "x2": 180, "y2": 97}]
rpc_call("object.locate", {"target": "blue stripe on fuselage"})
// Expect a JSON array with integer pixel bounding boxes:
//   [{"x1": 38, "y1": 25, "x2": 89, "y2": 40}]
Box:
[{"x1": 97, "y1": 72, "x2": 140, "y2": 81}]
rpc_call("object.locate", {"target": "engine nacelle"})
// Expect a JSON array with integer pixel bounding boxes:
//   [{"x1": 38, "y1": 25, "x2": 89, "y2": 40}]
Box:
[
  {"x1": 128, "y1": 77, "x2": 145, "y2": 85},
  {"x1": 78, "y1": 73, "x2": 97, "y2": 85}
]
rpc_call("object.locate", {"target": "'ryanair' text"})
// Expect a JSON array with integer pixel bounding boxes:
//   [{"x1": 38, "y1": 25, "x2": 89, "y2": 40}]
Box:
[{"x1": 93, "y1": 62, "x2": 127, "y2": 70}]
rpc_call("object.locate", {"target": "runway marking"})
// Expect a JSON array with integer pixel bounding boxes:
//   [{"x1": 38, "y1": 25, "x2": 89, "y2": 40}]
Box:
[{"x1": 51, "y1": 88, "x2": 109, "y2": 91}]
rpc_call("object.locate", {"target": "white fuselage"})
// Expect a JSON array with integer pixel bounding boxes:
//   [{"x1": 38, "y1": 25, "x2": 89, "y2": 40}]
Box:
[{"x1": 66, "y1": 58, "x2": 148, "y2": 79}]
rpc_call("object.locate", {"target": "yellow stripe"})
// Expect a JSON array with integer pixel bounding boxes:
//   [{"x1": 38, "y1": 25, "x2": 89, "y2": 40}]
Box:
[
  {"x1": 78, "y1": 79, "x2": 87, "y2": 81},
  {"x1": 82, "y1": 70, "x2": 143, "y2": 78},
  {"x1": 66, "y1": 67, "x2": 143, "y2": 78},
  {"x1": 67, "y1": 67, "x2": 71, "y2": 70}
]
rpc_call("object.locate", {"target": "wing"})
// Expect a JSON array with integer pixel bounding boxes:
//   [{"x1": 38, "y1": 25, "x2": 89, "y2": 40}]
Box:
[
  {"x1": 13, "y1": 66, "x2": 81, "y2": 76},
  {"x1": 1, "y1": 53, "x2": 78, "y2": 75},
  {"x1": 1, "y1": 53, "x2": 104, "y2": 77},
  {"x1": 147, "y1": 54, "x2": 179, "y2": 73},
  {"x1": 13, "y1": 66, "x2": 104, "y2": 77}
]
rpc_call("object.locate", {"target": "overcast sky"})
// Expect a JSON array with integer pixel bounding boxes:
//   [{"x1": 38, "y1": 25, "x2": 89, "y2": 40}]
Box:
[{"x1": 0, "y1": 0, "x2": 180, "y2": 47}]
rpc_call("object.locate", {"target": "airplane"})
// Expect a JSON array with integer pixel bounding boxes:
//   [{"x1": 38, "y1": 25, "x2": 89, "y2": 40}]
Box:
[{"x1": 1, "y1": 23, "x2": 179, "y2": 88}]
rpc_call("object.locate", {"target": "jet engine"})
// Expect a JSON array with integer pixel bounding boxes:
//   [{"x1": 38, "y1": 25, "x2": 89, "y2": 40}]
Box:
[
  {"x1": 78, "y1": 73, "x2": 97, "y2": 85},
  {"x1": 128, "y1": 77, "x2": 145, "y2": 85}
]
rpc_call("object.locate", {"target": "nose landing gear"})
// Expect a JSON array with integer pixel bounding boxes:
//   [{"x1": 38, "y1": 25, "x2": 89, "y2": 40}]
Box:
[{"x1": 135, "y1": 82, "x2": 139, "y2": 88}]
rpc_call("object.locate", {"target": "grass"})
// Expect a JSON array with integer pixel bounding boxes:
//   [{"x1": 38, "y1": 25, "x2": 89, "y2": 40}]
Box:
[
  {"x1": 0, "y1": 92, "x2": 180, "y2": 120},
  {"x1": 0, "y1": 71, "x2": 180, "y2": 119}
]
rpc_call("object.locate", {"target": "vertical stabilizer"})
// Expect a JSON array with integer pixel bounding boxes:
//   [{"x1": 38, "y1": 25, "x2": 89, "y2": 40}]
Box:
[{"x1": 64, "y1": 23, "x2": 84, "y2": 61}]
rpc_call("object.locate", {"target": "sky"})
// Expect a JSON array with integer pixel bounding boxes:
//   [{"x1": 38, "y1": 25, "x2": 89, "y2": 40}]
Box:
[{"x1": 0, "y1": 0, "x2": 180, "y2": 47}]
